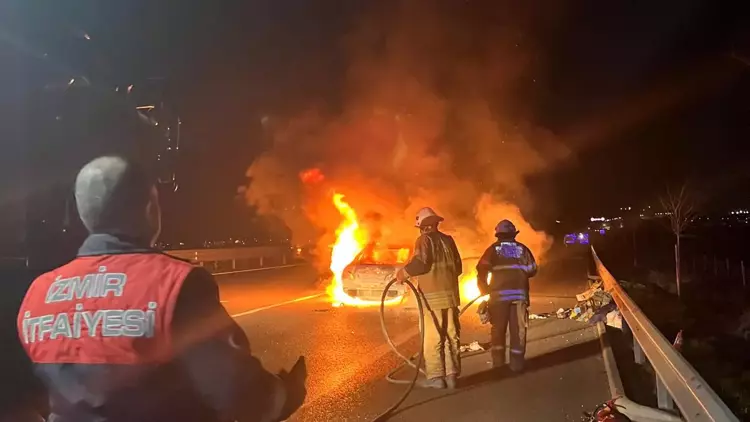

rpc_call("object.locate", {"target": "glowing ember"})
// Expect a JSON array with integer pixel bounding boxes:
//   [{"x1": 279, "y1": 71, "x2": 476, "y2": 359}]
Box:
[{"x1": 326, "y1": 193, "x2": 405, "y2": 307}]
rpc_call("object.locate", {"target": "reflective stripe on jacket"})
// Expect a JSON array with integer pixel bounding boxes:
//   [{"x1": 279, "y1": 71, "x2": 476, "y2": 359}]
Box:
[
  {"x1": 404, "y1": 231, "x2": 462, "y2": 309},
  {"x1": 476, "y1": 240, "x2": 537, "y2": 302}
]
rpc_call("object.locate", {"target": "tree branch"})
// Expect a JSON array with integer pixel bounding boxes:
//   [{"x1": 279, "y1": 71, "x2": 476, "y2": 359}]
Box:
[{"x1": 660, "y1": 183, "x2": 698, "y2": 237}]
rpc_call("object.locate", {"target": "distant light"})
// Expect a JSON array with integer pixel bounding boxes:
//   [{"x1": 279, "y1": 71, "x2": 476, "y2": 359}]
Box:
[
  {"x1": 578, "y1": 233, "x2": 585, "y2": 240},
  {"x1": 590, "y1": 217, "x2": 605, "y2": 222},
  {"x1": 555, "y1": 220, "x2": 561, "y2": 224}
]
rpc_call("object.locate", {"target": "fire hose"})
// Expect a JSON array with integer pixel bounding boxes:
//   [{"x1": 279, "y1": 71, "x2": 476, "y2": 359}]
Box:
[{"x1": 372, "y1": 278, "x2": 486, "y2": 422}]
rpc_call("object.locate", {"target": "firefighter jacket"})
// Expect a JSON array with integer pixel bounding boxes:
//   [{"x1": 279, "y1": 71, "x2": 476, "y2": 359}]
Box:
[
  {"x1": 403, "y1": 230, "x2": 463, "y2": 309},
  {"x1": 476, "y1": 240, "x2": 537, "y2": 302},
  {"x1": 16, "y1": 234, "x2": 286, "y2": 422}
]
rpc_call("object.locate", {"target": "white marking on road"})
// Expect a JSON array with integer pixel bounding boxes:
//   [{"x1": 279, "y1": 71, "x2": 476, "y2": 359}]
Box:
[
  {"x1": 230, "y1": 293, "x2": 324, "y2": 318},
  {"x1": 214, "y1": 263, "x2": 304, "y2": 276}
]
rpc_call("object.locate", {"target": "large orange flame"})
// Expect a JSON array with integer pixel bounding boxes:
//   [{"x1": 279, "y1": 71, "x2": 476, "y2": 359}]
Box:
[
  {"x1": 459, "y1": 268, "x2": 490, "y2": 305},
  {"x1": 327, "y1": 193, "x2": 405, "y2": 307}
]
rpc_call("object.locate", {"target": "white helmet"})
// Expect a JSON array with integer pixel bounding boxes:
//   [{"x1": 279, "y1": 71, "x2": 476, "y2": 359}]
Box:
[{"x1": 415, "y1": 207, "x2": 444, "y2": 228}]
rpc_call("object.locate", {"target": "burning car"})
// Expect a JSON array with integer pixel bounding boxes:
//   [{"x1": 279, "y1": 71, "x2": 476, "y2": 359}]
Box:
[{"x1": 340, "y1": 245, "x2": 410, "y2": 303}]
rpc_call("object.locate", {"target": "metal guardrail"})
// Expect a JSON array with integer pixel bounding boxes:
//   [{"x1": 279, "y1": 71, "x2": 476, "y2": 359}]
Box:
[
  {"x1": 592, "y1": 246, "x2": 738, "y2": 422},
  {"x1": 167, "y1": 246, "x2": 295, "y2": 272}
]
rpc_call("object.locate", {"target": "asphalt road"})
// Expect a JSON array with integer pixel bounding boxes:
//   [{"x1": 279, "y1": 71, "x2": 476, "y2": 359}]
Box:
[{"x1": 218, "y1": 246, "x2": 610, "y2": 421}]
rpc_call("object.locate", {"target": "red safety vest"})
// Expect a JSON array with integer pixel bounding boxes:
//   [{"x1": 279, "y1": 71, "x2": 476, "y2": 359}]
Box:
[{"x1": 17, "y1": 253, "x2": 193, "y2": 365}]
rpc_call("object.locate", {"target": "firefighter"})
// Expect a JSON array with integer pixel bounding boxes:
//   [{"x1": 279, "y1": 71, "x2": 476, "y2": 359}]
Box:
[
  {"x1": 16, "y1": 156, "x2": 306, "y2": 422},
  {"x1": 396, "y1": 207, "x2": 463, "y2": 389},
  {"x1": 476, "y1": 219, "x2": 537, "y2": 372}
]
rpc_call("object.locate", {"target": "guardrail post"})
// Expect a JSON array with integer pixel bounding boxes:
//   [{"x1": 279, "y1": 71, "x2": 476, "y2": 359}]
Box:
[
  {"x1": 282, "y1": 254, "x2": 287, "y2": 265},
  {"x1": 656, "y1": 375, "x2": 675, "y2": 410},
  {"x1": 625, "y1": 320, "x2": 646, "y2": 364},
  {"x1": 232, "y1": 259, "x2": 236, "y2": 270},
  {"x1": 259, "y1": 256, "x2": 264, "y2": 268},
  {"x1": 633, "y1": 338, "x2": 645, "y2": 365}
]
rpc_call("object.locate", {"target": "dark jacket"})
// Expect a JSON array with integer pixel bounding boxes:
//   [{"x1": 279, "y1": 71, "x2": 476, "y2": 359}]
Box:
[
  {"x1": 476, "y1": 240, "x2": 537, "y2": 302},
  {"x1": 403, "y1": 231, "x2": 462, "y2": 308},
  {"x1": 17, "y1": 234, "x2": 286, "y2": 422}
]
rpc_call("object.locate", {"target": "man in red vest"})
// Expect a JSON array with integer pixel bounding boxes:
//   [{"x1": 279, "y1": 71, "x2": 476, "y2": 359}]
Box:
[{"x1": 17, "y1": 156, "x2": 306, "y2": 422}]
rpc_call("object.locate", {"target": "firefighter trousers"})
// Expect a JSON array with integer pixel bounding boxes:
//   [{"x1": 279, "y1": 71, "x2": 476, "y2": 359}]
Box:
[
  {"x1": 489, "y1": 300, "x2": 528, "y2": 372},
  {"x1": 423, "y1": 306, "x2": 461, "y2": 380}
]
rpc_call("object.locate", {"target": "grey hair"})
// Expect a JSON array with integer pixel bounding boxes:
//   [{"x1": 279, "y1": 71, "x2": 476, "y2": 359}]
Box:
[{"x1": 74, "y1": 156, "x2": 153, "y2": 235}]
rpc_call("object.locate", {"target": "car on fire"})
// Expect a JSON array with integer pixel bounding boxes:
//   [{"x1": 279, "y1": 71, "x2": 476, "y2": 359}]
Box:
[{"x1": 341, "y1": 245, "x2": 411, "y2": 302}]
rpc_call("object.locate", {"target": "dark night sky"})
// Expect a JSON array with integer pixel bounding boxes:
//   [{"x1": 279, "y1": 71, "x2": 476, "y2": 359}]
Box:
[{"x1": 3, "y1": 0, "x2": 750, "y2": 240}]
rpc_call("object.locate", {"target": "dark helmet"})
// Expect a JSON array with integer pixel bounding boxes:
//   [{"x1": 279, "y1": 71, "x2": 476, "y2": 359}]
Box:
[{"x1": 495, "y1": 219, "x2": 519, "y2": 237}]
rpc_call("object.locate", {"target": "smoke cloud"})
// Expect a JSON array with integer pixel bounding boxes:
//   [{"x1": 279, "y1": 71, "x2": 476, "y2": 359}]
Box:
[{"x1": 244, "y1": 1, "x2": 568, "y2": 269}]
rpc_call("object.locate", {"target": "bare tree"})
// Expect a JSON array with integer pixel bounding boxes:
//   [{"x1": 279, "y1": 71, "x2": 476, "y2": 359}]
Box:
[{"x1": 660, "y1": 184, "x2": 698, "y2": 298}]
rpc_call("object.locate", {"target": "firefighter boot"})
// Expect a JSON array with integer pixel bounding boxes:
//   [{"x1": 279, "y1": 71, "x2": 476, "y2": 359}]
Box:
[
  {"x1": 445, "y1": 375, "x2": 458, "y2": 389},
  {"x1": 417, "y1": 377, "x2": 446, "y2": 389},
  {"x1": 509, "y1": 353, "x2": 525, "y2": 373},
  {"x1": 491, "y1": 346, "x2": 506, "y2": 370}
]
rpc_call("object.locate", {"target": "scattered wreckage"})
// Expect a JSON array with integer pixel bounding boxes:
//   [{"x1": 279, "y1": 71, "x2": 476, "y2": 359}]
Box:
[{"x1": 528, "y1": 280, "x2": 624, "y2": 330}]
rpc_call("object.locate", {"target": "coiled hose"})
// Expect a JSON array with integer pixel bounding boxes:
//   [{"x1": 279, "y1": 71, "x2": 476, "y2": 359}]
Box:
[{"x1": 372, "y1": 279, "x2": 486, "y2": 422}]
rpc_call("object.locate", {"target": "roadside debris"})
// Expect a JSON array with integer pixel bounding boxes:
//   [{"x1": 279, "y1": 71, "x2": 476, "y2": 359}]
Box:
[
  {"x1": 527, "y1": 280, "x2": 622, "y2": 329},
  {"x1": 582, "y1": 398, "x2": 632, "y2": 421},
  {"x1": 572, "y1": 282, "x2": 622, "y2": 329},
  {"x1": 459, "y1": 341, "x2": 486, "y2": 353}
]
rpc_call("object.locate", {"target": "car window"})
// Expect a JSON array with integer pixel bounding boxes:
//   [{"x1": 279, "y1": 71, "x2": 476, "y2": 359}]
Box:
[{"x1": 357, "y1": 247, "x2": 410, "y2": 265}]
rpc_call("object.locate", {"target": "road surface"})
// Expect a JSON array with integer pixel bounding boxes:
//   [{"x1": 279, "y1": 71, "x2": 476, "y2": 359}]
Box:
[{"x1": 218, "y1": 246, "x2": 610, "y2": 421}]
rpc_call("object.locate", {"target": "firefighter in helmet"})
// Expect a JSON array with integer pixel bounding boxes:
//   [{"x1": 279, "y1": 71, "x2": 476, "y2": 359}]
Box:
[
  {"x1": 476, "y1": 219, "x2": 537, "y2": 372},
  {"x1": 396, "y1": 207, "x2": 463, "y2": 389}
]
